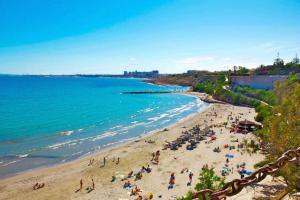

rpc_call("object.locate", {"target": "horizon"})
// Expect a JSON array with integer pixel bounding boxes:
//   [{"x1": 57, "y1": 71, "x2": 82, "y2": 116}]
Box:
[{"x1": 0, "y1": 0, "x2": 300, "y2": 74}]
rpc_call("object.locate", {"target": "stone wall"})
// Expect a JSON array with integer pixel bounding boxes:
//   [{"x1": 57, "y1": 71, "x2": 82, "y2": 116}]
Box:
[{"x1": 230, "y1": 75, "x2": 288, "y2": 89}]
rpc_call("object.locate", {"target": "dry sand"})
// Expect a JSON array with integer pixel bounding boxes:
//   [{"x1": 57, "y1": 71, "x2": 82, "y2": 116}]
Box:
[{"x1": 0, "y1": 93, "x2": 265, "y2": 200}]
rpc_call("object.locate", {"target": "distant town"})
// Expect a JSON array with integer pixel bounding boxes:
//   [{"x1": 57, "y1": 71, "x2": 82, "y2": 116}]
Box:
[
  {"x1": 123, "y1": 70, "x2": 159, "y2": 78},
  {"x1": 74, "y1": 70, "x2": 160, "y2": 78}
]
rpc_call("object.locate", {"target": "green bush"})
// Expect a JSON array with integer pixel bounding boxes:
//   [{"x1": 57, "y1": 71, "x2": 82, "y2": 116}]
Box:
[{"x1": 179, "y1": 168, "x2": 225, "y2": 200}]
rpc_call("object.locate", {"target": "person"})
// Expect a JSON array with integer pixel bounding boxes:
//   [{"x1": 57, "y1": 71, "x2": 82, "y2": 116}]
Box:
[
  {"x1": 135, "y1": 195, "x2": 143, "y2": 200},
  {"x1": 145, "y1": 165, "x2": 152, "y2": 173},
  {"x1": 123, "y1": 180, "x2": 132, "y2": 189},
  {"x1": 153, "y1": 150, "x2": 160, "y2": 164},
  {"x1": 33, "y1": 182, "x2": 45, "y2": 190},
  {"x1": 75, "y1": 179, "x2": 83, "y2": 192},
  {"x1": 92, "y1": 178, "x2": 95, "y2": 190},
  {"x1": 131, "y1": 186, "x2": 141, "y2": 196},
  {"x1": 181, "y1": 168, "x2": 188, "y2": 174},
  {"x1": 168, "y1": 173, "x2": 175, "y2": 189},
  {"x1": 91, "y1": 158, "x2": 96, "y2": 166},
  {"x1": 202, "y1": 164, "x2": 208, "y2": 170},
  {"x1": 155, "y1": 150, "x2": 160, "y2": 161},
  {"x1": 135, "y1": 171, "x2": 143, "y2": 180},
  {"x1": 33, "y1": 183, "x2": 39, "y2": 190},
  {"x1": 103, "y1": 157, "x2": 106, "y2": 167},
  {"x1": 128, "y1": 170, "x2": 134, "y2": 178},
  {"x1": 151, "y1": 152, "x2": 155, "y2": 161},
  {"x1": 141, "y1": 166, "x2": 146, "y2": 173},
  {"x1": 80, "y1": 179, "x2": 83, "y2": 190},
  {"x1": 116, "y1": 157, "x2": 120, "y2": 165},
  {"x1": 188, "y1": 171, "x2": 193, "y2": 186},
  {"x1": 86, "y1": 178, "x2": 95, "y2": 193}
]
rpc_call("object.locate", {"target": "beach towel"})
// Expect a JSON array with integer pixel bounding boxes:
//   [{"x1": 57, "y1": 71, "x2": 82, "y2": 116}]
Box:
[
  {"x1": 225, "y1": 154, "x2": 234, "y2": 158},
  {"x1": 244, "y1": 170, "x2": 252, "y2": 175}
]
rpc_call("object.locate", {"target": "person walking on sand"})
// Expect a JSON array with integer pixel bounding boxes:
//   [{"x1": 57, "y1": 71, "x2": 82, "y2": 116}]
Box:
[
  {"x1": 80, "y1": 179, "x2": 83, "y2": 190},
  {"x1": 154, "y1": 150, "x2": 160, "y2": 163},
  {"x1": 103, "y1": 157, "x2": 106, "y2": 167},
  {"x1": 76, "y1": 179, "x2": 83, "y2": 192},
  {"x1": 151, "y1": 152, "x2": 155, "y2": 161},
  {"x1": 188, "y1": 171, "x2": 193, "y2": 186},
  {"x1": 168, "y1": 173, "x2": 175, "y2": 189},
  {"x1": 92, "y1": 178, "x2": 95, "y2": 190},
  {"x1": 155, "y1": 150, "x2": 160, "y2": 158},
  {"x1": 116, "y1": 157, "x2": 120, "y2": 165}
]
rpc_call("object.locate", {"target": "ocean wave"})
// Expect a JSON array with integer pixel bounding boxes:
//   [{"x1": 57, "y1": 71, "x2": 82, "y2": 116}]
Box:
[
  {"x1": 91, "y1": 131, "x2": 118, "y2": 142},
  {"x1": 160, "y1": 119, "x2": 171, "y2": 124},
  {"x1": 71, "y1": 151, "x2": 83, "y2": 156},
  {"x1": 109, "y1": 125, "x2": 122, "y2": 130},
  {"x1": 48, "y1": 140, "x2": 75, "y2": 149},
  {"x1": 68, "y1": 142, "x2": 77, "y2": 146},
  {"x1": 120, "y1": 122, "x2": 146, "y2": 131},
  {"x1": 138, "y1": 108, "x2": 154, "y2": 113},
  {"x1": 18, "y1": 154, "x2": 29, "y2": 158},
  {"x1": 0, "y1": 160, "x2": 21, "y2": 167},
  {"x1": 60, "y1": 130, "x2": 74, "y2": 136},
  {"x1": 44, "y1": 98, "x2": 202, "y2": 155},
  {"x1": 49, "y1": 130, "x2": 119, "y2": 149},
  {"x1": 102, "y1": 137, "x2": 138, "y2": 148},
  {"x1": 147, "y1": 113, "x2": 169, "y2": 122}
]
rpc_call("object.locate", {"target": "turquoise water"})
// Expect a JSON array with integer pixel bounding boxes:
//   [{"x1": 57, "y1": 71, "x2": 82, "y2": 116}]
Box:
[{"x1": 0, "y1": 76, "x2": 208, "y2": 177}]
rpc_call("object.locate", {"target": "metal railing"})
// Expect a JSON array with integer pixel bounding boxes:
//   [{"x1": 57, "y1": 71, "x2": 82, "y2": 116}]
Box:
[{"x1": 192, "y1": 147, "x2": 300, "y2": 200}]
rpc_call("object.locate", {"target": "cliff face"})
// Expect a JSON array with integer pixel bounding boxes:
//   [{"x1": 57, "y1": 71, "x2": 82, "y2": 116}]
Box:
[{"x1": 146, "y1": 75, "x2": 194, "y2": 86}]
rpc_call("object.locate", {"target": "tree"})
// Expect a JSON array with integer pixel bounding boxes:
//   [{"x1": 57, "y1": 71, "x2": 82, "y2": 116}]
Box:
[
  {"x1": 195, "y1": 168, "x2": 225, "y2": 191},
  {"x1": 273, "y1": 53, "x2": 284, "y2": 66},
  {"x1": 292, "y1": 54, "x2": 299, "y2": 64},
  {"x1": 179, "y1": 168, "x2": 225, "y2": 200}
]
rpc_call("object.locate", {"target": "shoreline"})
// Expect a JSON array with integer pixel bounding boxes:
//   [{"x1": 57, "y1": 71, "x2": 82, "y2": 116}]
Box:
[
  {"x1": 0, "y1": 92, "x2": 264, "y2": 200},
  {"x1": 0, "y1": 93, "x2": 209, "y2": 180}
]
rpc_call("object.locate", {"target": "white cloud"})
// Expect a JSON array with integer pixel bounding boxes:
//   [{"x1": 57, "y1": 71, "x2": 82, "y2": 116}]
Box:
[
  {"x1": 176, "y1": 56, "x2": 214, "y2": 66},
  {"x1": 129, "y1": 57, "x2": 137, "y2": 61}
]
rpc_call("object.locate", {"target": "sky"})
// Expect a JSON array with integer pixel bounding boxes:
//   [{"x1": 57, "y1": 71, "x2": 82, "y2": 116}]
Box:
[{"x1": 0, "y1": 0, "x2": 300, "y2": 75}]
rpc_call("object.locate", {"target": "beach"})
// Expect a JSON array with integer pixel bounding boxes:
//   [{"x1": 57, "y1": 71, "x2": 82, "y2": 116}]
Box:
[{"x1": 0, "y1": 92, "x2": 264, "y2": 200}]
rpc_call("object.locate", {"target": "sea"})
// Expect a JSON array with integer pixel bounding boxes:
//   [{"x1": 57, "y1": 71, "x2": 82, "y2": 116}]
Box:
[{"x1": 0, "y1": 75, "x2": 208, "y2": 177}]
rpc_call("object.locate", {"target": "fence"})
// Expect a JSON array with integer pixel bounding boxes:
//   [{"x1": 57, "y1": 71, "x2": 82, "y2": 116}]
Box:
[{"x1": 192, "y1": 147, "x2": 300, "y2": 200}]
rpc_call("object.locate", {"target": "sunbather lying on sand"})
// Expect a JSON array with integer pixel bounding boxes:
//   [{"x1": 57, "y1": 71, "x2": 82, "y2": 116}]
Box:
[
  {"x1": 131, "y1": 186, "x2": 141, "y2": 196},
  {"x1": 145, "y1": 165, "x2": 151, "y2": 173},
  {"x1": 33, "y1": 182, "x2": 45, "y2": 190},
  {"x1": 123, "y1": 180, "x2": 132, "y2": 189},
  {"x1": 135, "y1": 195, "x2": 143, "y2": 200},
  {"x1": 180, "y1": 168, "x2": 188, "y2": 174},
  {"x1": 135, "y1": 171, "x2": 143, "y2": 180}
]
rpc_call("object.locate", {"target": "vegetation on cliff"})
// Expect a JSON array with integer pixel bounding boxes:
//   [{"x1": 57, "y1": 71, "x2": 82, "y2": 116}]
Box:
[
  {"x1": 256, "y1": 74, "x2": 300, "y2": 191},
  {"x1": 193, "y1": 76, "x2": 261, "y2": 108},
  {"x1": 231, "y1": 86, "x2": 277, "y2": 106}
]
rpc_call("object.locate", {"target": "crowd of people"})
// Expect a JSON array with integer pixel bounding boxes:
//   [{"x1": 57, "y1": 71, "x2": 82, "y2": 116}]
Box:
[{"x1": 68, "y1": 109, "x2": 257, "y2": 199}]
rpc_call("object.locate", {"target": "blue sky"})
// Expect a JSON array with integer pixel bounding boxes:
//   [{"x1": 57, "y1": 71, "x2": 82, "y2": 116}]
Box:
[{"x1": 0, "y1": 0, "x2": 300, "y2": 74}]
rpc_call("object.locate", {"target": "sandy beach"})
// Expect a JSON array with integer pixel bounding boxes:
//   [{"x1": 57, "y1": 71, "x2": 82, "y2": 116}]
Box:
[{"x1": 0, "y1": 92, "x2": 264, "y2": 200}]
